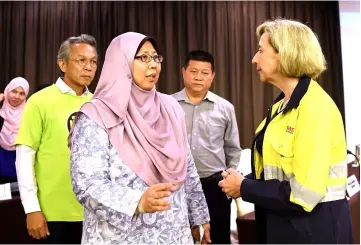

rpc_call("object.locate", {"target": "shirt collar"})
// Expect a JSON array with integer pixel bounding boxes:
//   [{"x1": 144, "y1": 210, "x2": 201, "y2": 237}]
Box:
[
  {"x1": 55, "y1": 77, "x2": 89, "y2": 97},
  {"x1": 204, "y1": 90, "x2": 216, "y2": 102},
  {"x1": 174, "y1": 88, "x2": 215, "y2": 104},
  {"x1": 274, "y1": 76, "x2": 311, "y2": 114}
]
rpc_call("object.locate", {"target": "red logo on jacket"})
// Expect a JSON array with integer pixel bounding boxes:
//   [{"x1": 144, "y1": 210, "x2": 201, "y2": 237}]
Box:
[{"x1": 286, "y1": 126, "x2": 294, "y2": 134}]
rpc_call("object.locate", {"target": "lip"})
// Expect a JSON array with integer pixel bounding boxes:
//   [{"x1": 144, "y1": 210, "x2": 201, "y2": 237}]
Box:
[
  {"x1": 146, "y1": 74, "x2": 157, "y2": 82},
  {"x1": 146, "y1": 73, "x2": 156, "y2": 78},
  {"x1": 256, "y1": 68, "x2": 262, "y2": 72},
  {"x1": 148, "y1": 77, "x2": 157, "y2": 82},
  {"x1": 81, "y1": 75, "x2": 91, "y2": 79}
]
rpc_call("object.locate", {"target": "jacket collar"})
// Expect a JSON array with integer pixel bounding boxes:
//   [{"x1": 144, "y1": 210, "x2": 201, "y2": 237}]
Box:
[{"x1": 274, "y1": 76, "x2": 311, "y2": 114}]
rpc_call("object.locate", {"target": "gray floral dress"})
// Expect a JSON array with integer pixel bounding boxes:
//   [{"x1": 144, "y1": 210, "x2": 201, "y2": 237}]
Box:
[{"x1": 70, "y1": 113, "x2": 210, "y2": 244}]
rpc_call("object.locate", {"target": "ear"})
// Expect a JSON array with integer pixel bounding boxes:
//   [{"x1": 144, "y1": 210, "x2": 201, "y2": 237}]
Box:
[
  {"x1": 58, "y1": 59, "x2": 67, "y2": 73},
  {"x1": 181, "y1": 67, "x2": 186, "y2": 80},
  {"x1": 210, "y1": 72, "x2": 216, "y2": 84}
]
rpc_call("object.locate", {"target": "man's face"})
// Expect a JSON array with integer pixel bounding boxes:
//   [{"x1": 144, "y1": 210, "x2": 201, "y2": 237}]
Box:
[
  {"x1": 182, "y1": 60, "x2": 215, "y2": 94},
  {"x1": 58, "y1": 43, "x2": 98, "y2": 88}
]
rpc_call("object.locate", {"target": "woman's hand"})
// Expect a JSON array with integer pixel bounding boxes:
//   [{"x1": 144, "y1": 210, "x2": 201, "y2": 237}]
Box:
[
  {"x1": 0, "y1": 93, "x2": 4, "y2": 102},
  {"x1": 138, "y1": 183, "x2": 174, "y2": 213},
  {"x1": 191, "y1": 223, "x2": 212, "y2": 244}
]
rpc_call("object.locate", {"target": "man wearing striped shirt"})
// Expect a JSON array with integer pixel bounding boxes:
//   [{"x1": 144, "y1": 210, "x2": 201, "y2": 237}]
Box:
[{"x1": 173, "y1": 50, "x2": 242, "y2": 244}]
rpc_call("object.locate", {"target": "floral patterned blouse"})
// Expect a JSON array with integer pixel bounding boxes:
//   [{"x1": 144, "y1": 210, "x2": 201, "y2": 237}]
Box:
[{"x1": 70, "y1": 113, "x2": 210, "y2": 244}]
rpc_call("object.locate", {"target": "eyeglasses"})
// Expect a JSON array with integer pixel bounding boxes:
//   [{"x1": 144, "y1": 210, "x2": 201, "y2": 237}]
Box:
[
  {"x1": 134, "y1": 54, "x2": 163, "y2": 63},
  {"x1": 71, "y1": 58, "x2": 98, "y2": 68}
]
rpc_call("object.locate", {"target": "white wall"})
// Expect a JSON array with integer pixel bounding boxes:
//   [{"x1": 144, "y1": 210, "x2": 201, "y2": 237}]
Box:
[{"x1": 339, "y1": 0, "x2": 361, "y2": 153}]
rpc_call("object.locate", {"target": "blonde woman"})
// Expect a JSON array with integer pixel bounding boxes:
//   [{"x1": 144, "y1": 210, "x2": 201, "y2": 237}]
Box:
[{"x1": 219, "y1": 19, "x2": 353, "y2": 243}]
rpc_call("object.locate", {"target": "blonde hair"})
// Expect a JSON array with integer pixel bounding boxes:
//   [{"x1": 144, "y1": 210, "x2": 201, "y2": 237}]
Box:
[{"x1": 256, "y1": 19, "x2": 326, "y2": 80}]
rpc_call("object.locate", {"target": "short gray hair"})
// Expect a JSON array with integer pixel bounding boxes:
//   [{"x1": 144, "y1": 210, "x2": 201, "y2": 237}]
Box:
[
  {"x1": 57, "y1": 34, "x2": 97, "y2": 61},
  {"x1": 57, "y1": 34, "x2": 97, "y2": 76}
]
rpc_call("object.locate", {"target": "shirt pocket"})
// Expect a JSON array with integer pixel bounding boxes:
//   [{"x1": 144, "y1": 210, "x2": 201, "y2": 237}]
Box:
[
  {"x1": 206, "y1": 117, "x2": 226, "y2": 147},
  {"x1": 269, "y1": 135, "x2": 294, "y2": 180}
]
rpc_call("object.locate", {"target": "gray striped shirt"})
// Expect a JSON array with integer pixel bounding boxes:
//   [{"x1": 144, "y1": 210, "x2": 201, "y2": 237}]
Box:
[{"x1": 172, "y1": 89, "x2": 242, "y2": 178}]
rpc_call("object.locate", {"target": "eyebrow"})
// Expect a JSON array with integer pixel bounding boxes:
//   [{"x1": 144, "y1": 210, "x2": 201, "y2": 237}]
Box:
[
  {"x1": 76, "y1": 55, "x2": 98, "y2": 59},
  {"x1": 13, "y1": 88, "x2": 24, "y2": 93},
  {"x1": 139, "y1": 50, "x2": 157, "y2": 55},
  {"x1": 189, "y1": 68, "x2": 211, "y2": 72}
]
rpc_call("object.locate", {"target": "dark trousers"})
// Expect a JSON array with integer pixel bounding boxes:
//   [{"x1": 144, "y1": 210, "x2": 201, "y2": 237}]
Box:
[
  {"x1": 201, "y1": 172, "x2": 232, "y2": 244},
  {"x1": 40, "y1": 221, "x2": 82, "y2": 244}
]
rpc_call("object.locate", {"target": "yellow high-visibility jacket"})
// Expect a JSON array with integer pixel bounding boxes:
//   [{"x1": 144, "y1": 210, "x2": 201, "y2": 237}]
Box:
[{"x1": 253, "y1": 78, "x2": 347, "y2": 212}]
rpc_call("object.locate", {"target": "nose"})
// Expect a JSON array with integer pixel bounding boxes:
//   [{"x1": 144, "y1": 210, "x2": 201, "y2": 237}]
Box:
[
  {"x1": 194, "y1": 72, "x2": 203, "y2": 80},
  {"x1": 148, "y1": 59, "x2": 157, "y2": 68},
  {"x1": 252, "y1": 54, "x2": 257, "y2": 64},
  {"x1": 14, "y1": 93, "x2": 20, "y2": 99},
  {"x1": 84, "y1": 61, "x2": 93, "y2": 71}
]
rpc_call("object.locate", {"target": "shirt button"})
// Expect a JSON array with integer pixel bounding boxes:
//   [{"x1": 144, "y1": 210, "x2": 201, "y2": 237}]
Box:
[
  {"x1": 192, "y1": 147, "x2": 195, "y2": 150},
  {"x1": 127, "y1": 74, "x2": 132, "y2": 79},
  {"x1": 194, "y1": 133, "x2": 197, "y2": 136}
]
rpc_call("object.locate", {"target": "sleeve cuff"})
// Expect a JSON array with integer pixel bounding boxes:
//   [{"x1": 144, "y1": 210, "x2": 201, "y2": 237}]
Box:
[
  {"x1": 190, "y1": 217, "x2": 211, "y2": 228},
  {"x1": 22, "y1": 196, "x2": 41, "y2": 214},
  {"x1": 240, "y1": 178, "x2": 252, "y2": 200},
  {"x1": 128, "y1": 189, "x2": 145, "y2": 216}
]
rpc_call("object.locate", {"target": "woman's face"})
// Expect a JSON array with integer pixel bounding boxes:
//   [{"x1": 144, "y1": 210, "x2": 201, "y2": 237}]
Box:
[
  {"x1": 7, "y1": 86, "x2": 26, "y2": 107},
  {"x1": 252, "y1": 33, "x2": 280, "y2": 83},
  {"x1": 133, "y1": 41, "x2": 162, "y2": 91}
]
